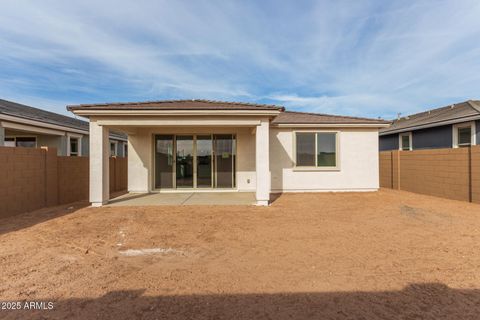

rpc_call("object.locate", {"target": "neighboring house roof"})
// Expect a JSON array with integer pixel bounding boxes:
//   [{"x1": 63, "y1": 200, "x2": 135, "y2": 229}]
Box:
[
  {"x1": 67, "y1": 99, "x2": 388, "y2": 127},
  {"x1": 0, "y1": 99, "x2": 126, "y2": 140},
  {"x1": 380, "y1": 100, "x2": 480, "y2": 135},
  {"x1": 271, "y1": 111, "x2": 390, "y2": 125},
  {"x1": 67, "y1": 99, "x2": 284, "y2": 111}
]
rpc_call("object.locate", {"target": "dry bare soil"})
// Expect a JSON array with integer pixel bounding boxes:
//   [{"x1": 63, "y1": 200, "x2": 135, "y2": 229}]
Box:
[{"x1": 1, "y1": 189, "x2": 480, "y2": 319}]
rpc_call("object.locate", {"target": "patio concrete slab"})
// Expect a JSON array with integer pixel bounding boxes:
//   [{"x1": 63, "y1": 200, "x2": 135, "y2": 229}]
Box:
[{"x1": 107, "y1": 192, "x2": 256, "y2": 206}]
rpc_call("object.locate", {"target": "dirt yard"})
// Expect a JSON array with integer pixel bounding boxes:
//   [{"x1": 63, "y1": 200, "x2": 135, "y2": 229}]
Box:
[{"x1": 1, "y1": 189, "x2": 480, "y2": 319}]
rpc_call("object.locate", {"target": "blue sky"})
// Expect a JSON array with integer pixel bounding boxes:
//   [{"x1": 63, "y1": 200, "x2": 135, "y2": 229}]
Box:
[{"x1": 1, "y1": 0, "x2": 480, "y2": 119}]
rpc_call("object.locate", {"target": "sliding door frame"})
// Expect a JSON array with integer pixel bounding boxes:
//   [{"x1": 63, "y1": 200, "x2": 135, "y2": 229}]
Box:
[{"x1": 153, "y1": 133, "x2": 237, "y2": 191}]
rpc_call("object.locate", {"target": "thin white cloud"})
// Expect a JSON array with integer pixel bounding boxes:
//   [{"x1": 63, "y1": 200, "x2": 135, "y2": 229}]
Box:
[
  {"x1": 0, "y1": 0, "x2": 479, "y2": 118},
  {"x1": 267, "y1": 93, "x2": 402, "y2": 119}
]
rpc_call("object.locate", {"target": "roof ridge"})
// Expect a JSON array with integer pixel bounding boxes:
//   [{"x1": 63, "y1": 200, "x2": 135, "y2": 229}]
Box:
[
  {"x1": 395, "y1": 105, "x2": 454, "y2": 121},
  {"x1": 195, "y1": 99, "x2": 282, "y2": 108},
  {"x1": 68, "y1": 99, "x2": 284, "y2": 109},
  {"x1": 381, "y1": 99, "x2": 480, "y2": 134},
  {"x1": 394, "y1": 100, "x2": 480, "y2": 122}
]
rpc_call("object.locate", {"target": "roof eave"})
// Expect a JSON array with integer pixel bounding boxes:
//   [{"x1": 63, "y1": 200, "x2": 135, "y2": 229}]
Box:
[
  {"x1": 0, "y1": 112, "x2": 88, "y2": 135},
  {"x1": 69, "y1": 108, "x2": 282, "y2": 117},
  {"x1": 0, "y1": 112, "x2": 127, "y2": 140},
  {"x1": 379, "y1": 114, "x2": 480, "y2": 135}
]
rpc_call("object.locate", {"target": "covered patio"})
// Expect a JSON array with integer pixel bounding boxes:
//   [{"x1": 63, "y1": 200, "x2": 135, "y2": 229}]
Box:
[
  {"x1": 107, "y1": 192, "x2": 256, "y2": 206},
  {"x1": 67, "y1": 100, "x2": 284, "y2": 207}
]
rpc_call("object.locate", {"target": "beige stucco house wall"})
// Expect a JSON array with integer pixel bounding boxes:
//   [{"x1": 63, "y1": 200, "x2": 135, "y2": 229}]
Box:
[
  {"x1": 270, "y1": 128, "x2": 380, "y2": 192},
  {"x1": 67, "y1": 100, "x2": 389, "y2": 206}
]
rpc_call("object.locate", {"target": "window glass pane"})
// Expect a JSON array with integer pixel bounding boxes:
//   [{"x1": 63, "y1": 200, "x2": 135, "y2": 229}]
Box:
[
  {"x1": 70, "y1": 138, "x2": 78, "y2": 155},
  {"x1": 401, "y1": 135, "x2": 410, "y2": 150},
  {"x1": 214, "y1": 134, "x2": 235, "y2": 188},
  {"x1": 15, "y1": 137, "x2": 36, "y2": 148},
  {"x1": 110, "y1": 142, "x2": 116, "y2": 156},
  {"x1": 176, "y1": 136, "x2": 194, "y2": 188},
  {"x1": 458, "y1": 127, "x2": 471, "y2": 145},
  {"x1": 296, "y1": 133, "x2": 315, "y2": 166},
  {"x1": 196, "y1": 135, "x2": 212, "y2": 188},
  {"x1": 155, "y1": 135, "x2": 174, "y2": 188},
  {"x1": 317, "y1": 133, "x2": 336, "y2": 166}
]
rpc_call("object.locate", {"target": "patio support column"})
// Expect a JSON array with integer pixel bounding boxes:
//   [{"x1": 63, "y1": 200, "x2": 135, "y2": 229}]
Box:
[
  {"x1": 0, "y1": 124, "x2": 4, "y2": 146},
  {"x1": 255, "y1": 120, "x2": 270, "y2": 206},
  {"x1": 89, "y1": 120, "x2": 110, "y2": 207}
]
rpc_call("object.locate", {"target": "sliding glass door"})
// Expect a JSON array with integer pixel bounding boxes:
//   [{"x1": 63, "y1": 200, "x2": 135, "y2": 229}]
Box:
[
  {"x1": 176, "y1": 136, "x2": 194, "y2": 188},
  {"x1": 214, "y1": 134, "x2": 236, "y2": 188},
  {"x1": 154, "y1": 135, "x2": 174, "y2": 188},
  {"x1": 196, "y1": 135, "x2": 213, "y2": 188},
  {"x1": 154, "y1": 134, "x2": 235, "y2": 189}
]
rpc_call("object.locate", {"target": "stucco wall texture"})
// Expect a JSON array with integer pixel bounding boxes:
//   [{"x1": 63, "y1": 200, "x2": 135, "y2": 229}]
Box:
[
  {"x1": 0, "y1": 146, "x2": 127, "y2": 218},
  {"x1": 380, "y1": 146, "x2": 480, "y2": 203},
  {"x1": 270, "y1": 128, "x2": 380, "y2": 192},
  {"x1": 127, "y1": 127, "x2": 380, "y2": 193}
]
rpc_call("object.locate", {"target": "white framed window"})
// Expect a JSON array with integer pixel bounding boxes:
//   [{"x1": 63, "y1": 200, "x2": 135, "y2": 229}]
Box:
[
  {"x1": 110, "y1": 141, "x2": 118, "y2": 157},
  {"x1": 293, "y1": 131, "x2": 339, "y2": 170},
  {"x1": 123, "y1": 143, "x2": 128, "y2": 157},
  {"x1": 67, "y1": 134, "x2": 82, "y2": 156},
  {"x1": 399, "y1": 132, "x2": 412, "y2": 151},
  {"x1": 5, "y1": 136, "x2": 37, "y2": 148},
  {"x1": 453, "y1": 122, "x2": 476, "y2": 148}
]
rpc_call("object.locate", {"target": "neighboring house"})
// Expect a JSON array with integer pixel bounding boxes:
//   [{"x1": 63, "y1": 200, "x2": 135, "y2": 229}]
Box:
[
  {"x1": 380, "y1": 100, "x2": 480, "y2": 151},
  {"x1": 0, "y1": 99, "x2": 128, "y2": 157},
  {"x1": 68, "y1": 99, "x2": 389, "y2": 206}
]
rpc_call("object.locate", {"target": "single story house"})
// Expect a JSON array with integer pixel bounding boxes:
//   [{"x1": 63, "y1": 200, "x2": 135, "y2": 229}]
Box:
[
  {"x1": 67, "y1": 99, "x2": 389, "y2": 206},
  {"x1": 380, "y1": 100, "x2": 480, "y2": 151},
  {"x1": 0, "y1": 99, "x2": 127, "y2": 157}
]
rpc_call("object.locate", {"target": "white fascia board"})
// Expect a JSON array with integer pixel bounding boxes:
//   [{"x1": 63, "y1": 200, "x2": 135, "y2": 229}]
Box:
[
  {"x1": 1, "y1": 120, "x2": 67, "y2": 136},
  {"x1": 0, "y1": 114, "x2": 126, "y2": 141},
  {"x1": 71, "y1": 109, "x2": 281, "y2": 117},
  {"x1": 0, "y1": 114, "x2": 88, "y2": 135},
  {"x1": 67, "y1": 132, "x2": 84, "y2": 138},
  {"x1": 109, "y1": 136, "x2": 128, "y2": 142},
  {"x1": 94, "y1": 118, "x2": 262, "y2": 127}
]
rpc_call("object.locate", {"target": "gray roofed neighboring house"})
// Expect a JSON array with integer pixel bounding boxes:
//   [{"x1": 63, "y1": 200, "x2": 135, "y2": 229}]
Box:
[
  {"x1": 379, "y1": 100, "x2": 480, "y2": 151},
  {"x1": 380, "y1": 100, "x2": 480, "y2": 135},
  {"x1": 0, "y1": 99, "x2": 127, "y2": 157}
]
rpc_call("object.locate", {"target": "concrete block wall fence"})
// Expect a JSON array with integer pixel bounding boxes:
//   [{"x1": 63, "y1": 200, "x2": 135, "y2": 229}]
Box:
[
  {"x1": 0, "y1": 146, "x2": 127, "y2": 219},
  {"x1": 379, "y1": 146, "x2": 480, "y2": 203}
]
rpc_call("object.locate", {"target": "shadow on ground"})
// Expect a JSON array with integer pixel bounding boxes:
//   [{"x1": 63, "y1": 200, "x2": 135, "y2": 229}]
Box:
[
  {"x1": 107, "y1": 192, "x2": 153, "y2": 205},
  {"x1": 269, "y1": 193, "x2": 283, "y2": 204},
  {"x1": 3, "y1": 283, "x2": 480, "y2": 319},
  {"x1": 0, "y1": 201, "x2": 88, "y2": 235}
]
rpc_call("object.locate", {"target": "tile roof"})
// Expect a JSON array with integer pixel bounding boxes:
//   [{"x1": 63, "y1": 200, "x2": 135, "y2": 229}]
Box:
[
  {"x1": 67, "y1": 99, "x2": 284, "y2": 111},
  {"x1": 271, "y1": 111, "x2": 390, "y2": 125},
  {"x1": 67, "y1": 99, "x2": 388, "y2": 125},
  {"x1": 380, "y1": 100, "x2": 480, "y2": 134},
  {"x1": 0, "y1": 99, "x2": 126, "y2": 140}
]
